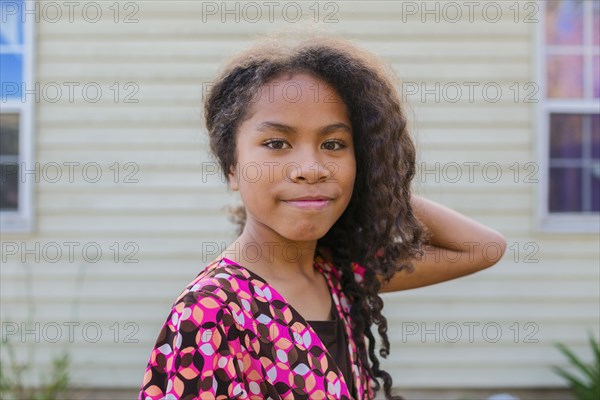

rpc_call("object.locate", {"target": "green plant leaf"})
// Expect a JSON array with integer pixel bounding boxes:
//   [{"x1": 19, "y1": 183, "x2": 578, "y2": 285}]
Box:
[
  {"x1": 552, "y1": 332, "x2": 600, "y2": 400},
  {"x1": 555, "y1": 341, "x2": 597, "y2": 383},
  {"x1": 1, "y1": 341, "x2": 70, "y2": 400},
  {"x1": 34, "y1": 352, "x2": 70, "y2": 400},
  {"x1": 552, "y1": 365, "x2": 589, "y2": 392},
  {"x1": 585, "y1": 330, "x2": 600, "y2": 380}
]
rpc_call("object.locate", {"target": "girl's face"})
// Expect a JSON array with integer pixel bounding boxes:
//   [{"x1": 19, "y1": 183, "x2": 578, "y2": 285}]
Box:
[{"x1": 229, "y1": 72, "x2": 356, "y2": 243}]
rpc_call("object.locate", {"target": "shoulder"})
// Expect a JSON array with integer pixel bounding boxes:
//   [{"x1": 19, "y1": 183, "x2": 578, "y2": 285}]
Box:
[
  {"x1": 141, "y1": 261, "x2": 250, "y2": 398},
  {"x1": 169, "y1": 259, "x2": 254, "y2": 328},
  {"x1": 179, "y1": 259, "x2": 249, "y2": 299}
]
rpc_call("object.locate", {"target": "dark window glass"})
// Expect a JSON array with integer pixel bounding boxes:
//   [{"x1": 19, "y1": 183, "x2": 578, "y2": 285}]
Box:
[{"x1": 0, "y1": 113, "x2": 19, "y2": 210}]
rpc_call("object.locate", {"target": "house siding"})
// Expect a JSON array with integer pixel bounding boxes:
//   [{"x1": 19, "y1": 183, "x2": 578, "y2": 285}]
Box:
[{"x1": 1, "y1": 0, "x2": 597, "y2": 391}]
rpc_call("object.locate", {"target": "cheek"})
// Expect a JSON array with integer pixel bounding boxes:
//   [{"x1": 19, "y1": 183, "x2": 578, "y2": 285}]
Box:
[
  {"x1": 237, "y1": 182, "x2": 266, "y2": 217},
  {"x1": 236, "y1": 164, "x2": 279, "y2": 201},
  {"x1": 240, "y1": 163, "x2": 265, "y2": 185},
  {"x1": 338, "y1": 158, "x2": 356, "y2": 189}
]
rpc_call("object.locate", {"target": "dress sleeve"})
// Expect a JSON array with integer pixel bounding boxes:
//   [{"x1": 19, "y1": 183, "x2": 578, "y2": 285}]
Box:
[{"x1": 139, "y1": 292, "x2": 249, "y2": 400}]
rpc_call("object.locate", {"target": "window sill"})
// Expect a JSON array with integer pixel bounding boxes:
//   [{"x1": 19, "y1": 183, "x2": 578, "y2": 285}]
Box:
[
  {"x1": 538, "y1": 214, "x2": 600, "y2": 233},
  {"x1": 0, "y1": 211, "x2": 33, "y2": 233}
]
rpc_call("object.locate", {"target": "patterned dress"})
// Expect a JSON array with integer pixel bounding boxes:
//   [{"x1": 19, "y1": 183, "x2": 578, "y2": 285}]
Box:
[{"x1": 139, "y1": 253, "x2": 375, "y2": 400}]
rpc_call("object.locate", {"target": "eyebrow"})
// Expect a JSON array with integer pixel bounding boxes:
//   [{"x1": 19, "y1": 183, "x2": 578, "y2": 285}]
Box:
[{"x1": 255, "y1": 121, "x2": 352, "y2": 136}]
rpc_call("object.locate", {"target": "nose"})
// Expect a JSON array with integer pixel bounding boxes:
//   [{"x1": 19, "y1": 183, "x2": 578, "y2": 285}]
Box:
[{"x1": 285, "y1": 151, "x2": 332, "y2": 184}]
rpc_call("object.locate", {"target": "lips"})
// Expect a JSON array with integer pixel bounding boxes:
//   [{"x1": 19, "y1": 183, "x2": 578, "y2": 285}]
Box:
[
  {"x1": 286, "y1": 195, "x2": 333, "y2": 201},
  {"x1": 283, "y1": 195, "x2": 333, "y2": 210}
]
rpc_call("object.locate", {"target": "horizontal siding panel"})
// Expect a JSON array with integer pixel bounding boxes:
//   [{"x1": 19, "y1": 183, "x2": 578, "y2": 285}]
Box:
[
  {"x1": 384, "y1": 346, "x2": 587, "y2": 366},
  {"x1": 36, "y1": 148, "x2": 212, "y2": 166},
  {"x1": 389, "y1": 366, "x2": 570, "y2": 387},
  {"x1": 416, "y1": 169, "x2": 540, "y2": 187},
  {"x1": 0, "y1": 301, "x2": 203, "y2": 321},
  {"x1": 37, "y1": 141, "x2": 206, "y2": 152},
  {"x1": 110, "y1": 0, "x2": 537, "y2": 21},
  {"x1": 395, "y1": 62, "x2": 531, "y2": 80},
  {"x1": 390, "y1": 280, "x2": 599, "y2": 301},
  {"x1": 40, "y1": 39, "x2": 530, "y2": 60},
  {"x1": 416, "y1": 128, "x2": 531, "y2": 146},
  {"x1": 36, "y1": 215, "x2": 233, "y2": 233},
  {"x1": 39, "y1": 11, "x2": 530, "y2": 37},
  {"x1": 387, "y1": 323, "x2": 600, "y2": 347},
  {"x1": 485, "y1": 245, "x2": 597, "y2": 262},
  {"x1": 418, "y1": 170, "x2": 533, "y2": 186},
  {"x1": 437, "y1": 207, "x2": 527, "y2": 220},
  {"x1": 38, "y1": 104, "x2": 202, "y2": 124},
  {"x1": 30, "y1": 80, "x2": 210, "y2": 106},
  {"x1": 0, "y1": 324, "x2": 165, "y2": 347},
  {"x1": 39, "y1": 118, "x2": 201, "y2": 129},
  {"x1": 40, "y1": 39, "x2": 257, "y2": 59},
  {"x1": 0, "y1": 246, "x2": 229, "y2": 269},
  {"x1": 0, "y1": 245, "x2": 232, "y2": 274},
  {"x1": 417, "y1": 150, "x2": 533, "y2": 165},
  {"x1": 0, "y1": 259, "x2": 227, "y2": 279},
  {"x1": 400, "y1": 82, "x2": 539, "y2": 105},
  {"x1": 20, "y1": 363, "x2": 145, "y2": 388},
  {"x1": 409, "y1": 105, "x2": 532, "y2": 125},
  {"x1": 34, "y1": 169, "x2": 229, "y2": 190},
  {"x1": 37, "y1": 62, "x2": 218, "y2": 83},
  {"x1": 37, "y1": 180, "x2": 228, "y2": 192},
  {"x1": 39, "y1": 191, "x2": 235, "y2": 211},
  {"x1": 38, "y1": 127, "x2": 209, "y2": 146},
  {"x1": 479, "y1": 258, "x2": 600, "y2": 275},
  {"x1": 383, "y1": 301, "x2": 599, "y2": 321},
  {"x1": 0, "y1": 279, "x2": 196, "y2": 302},
  {"x1": 416, "y1": 192, "x2": 530, "y2": 211},
  {"x1": 337, "y1": 0, "x2": 538, "y2": 18},
  {"x1": 416, "y1": 184, "x2": 531, "y2": 194},
  {"x1": 33, "y1": 167, "x2": 230, "y2": 189},
  {"x1": 361, "y1": 39, "x2": 530, "y2": 59}
]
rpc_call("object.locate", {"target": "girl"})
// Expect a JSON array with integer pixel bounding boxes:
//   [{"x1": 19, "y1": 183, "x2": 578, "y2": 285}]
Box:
[{"x1": 139, "y1": 35, "x2": 506, "y2": 400}]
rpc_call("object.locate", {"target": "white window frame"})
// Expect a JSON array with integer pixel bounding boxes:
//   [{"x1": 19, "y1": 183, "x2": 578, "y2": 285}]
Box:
[
  {"x1": 1, "y1": 1, "x2": 35, "y2": 232},
  {"x1": 535, "y1": 0, "x2": 600, "y2": 233}
]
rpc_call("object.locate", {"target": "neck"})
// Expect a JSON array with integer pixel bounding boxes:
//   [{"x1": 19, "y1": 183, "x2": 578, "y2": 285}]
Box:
[{"x1": 220, "y1": 221, "x2": 321, "y2": 281}]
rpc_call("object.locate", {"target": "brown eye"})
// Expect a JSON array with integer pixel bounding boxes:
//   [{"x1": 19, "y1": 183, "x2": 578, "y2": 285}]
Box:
[
  {"x1": 263, "y1": 139, "x2": 289, "y2": 150},
  {"x1": 322, "y1": 140, "x2": 345, "y2": 151}
]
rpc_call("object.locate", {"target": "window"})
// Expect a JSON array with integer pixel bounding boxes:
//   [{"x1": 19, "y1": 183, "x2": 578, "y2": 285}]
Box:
[
  {"x1": 0, "y1": 0, "x2": 34, "y2": 232},
  {"x1": 537, "y1": 0, "x2": 600, "y2": 232}
]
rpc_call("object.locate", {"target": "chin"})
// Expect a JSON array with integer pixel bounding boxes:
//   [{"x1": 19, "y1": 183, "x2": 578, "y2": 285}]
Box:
[{"x1": 280, "y1": 224, "x2": 331, "y2": 243}]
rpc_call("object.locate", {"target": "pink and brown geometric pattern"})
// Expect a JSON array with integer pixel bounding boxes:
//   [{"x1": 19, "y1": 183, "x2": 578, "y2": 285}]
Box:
[{"x1": 139, "y1": 254, "x2": 374, "y2": 399}]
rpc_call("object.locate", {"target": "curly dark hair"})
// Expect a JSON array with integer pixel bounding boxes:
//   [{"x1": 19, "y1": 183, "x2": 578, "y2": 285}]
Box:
[{"x1": 203, "y1": 34, "x2": 426, "y2": 400}]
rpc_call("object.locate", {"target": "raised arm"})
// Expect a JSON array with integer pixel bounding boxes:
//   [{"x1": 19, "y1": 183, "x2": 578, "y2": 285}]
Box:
[{"x1": 379, "y1": 195, "x2": 507, "y2": 293}]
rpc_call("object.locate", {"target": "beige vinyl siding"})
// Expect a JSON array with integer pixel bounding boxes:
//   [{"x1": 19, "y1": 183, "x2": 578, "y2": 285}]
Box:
[{"x1": 1, "y1": 0, "x2": 598, "y2": 391}]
